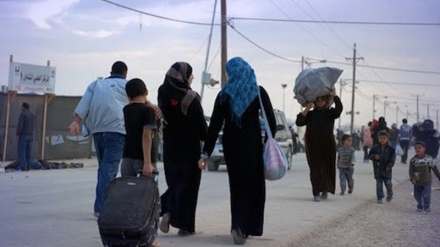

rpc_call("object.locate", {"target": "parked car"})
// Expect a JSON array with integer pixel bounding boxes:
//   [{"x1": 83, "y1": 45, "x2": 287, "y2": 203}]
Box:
[{"x1": 207, "y1": 109, "x2": 293, "y2": 171}]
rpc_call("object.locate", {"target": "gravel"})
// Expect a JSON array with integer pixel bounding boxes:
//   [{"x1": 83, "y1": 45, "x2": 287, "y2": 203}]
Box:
[{"x1": 288, "y1": 181, "x2": 440, "y2": 247}]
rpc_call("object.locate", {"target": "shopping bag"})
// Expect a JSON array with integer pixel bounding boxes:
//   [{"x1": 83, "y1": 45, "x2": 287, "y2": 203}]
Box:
[
  {"x1": 395, "y1": 145, "x2": 403, "y2": 156},
  {"x1": 263, "y1": 138, "x2": 288, "y2": 181}
]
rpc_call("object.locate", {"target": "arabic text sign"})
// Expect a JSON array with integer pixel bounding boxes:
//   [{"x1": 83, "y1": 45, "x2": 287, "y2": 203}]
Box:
[{"x1": 8, "y1": 62, "x2": 56, "y2": 93}]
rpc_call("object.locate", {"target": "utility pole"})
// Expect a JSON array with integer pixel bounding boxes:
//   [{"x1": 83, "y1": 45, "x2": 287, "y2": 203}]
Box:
[
  {"x1": 411, "y1": 94, "x2": 422, "y2": 122},
  {"x1": 384, "y1": 100, "x2": 388, "y2": 119},
  {"x1": 281, "y1": 84, "x2": 287, "y2": 112},
  {"x1": 338, "y1": 79, "x2": 349, "y2": 129},
  {"x1": 345, "y1": 43, "x2": 363, "y2": 134},
  {"x1": 220, "y1": 0, "x2": 227, "y2": 87},
  {"x1": 199, "y1": 0, "x2": 218, "y2": 102},
  {"x1": 372, "y1": 94, "x2": 377, "y2": 119}
]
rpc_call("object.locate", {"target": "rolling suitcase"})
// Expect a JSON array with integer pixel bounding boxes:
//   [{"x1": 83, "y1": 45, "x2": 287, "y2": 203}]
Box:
[{"x1": 98, "y1": 173, "x2": 160, "y2": 247}]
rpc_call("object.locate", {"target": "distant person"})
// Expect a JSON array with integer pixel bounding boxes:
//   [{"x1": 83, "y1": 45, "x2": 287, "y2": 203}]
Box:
[
  {"x1": 398, "y1": 118, "x2": 412, "y2": 164},
  {"x1": 409, "y1": 141, "x2": 440, "y2": 212},
  {"x1": 16, "y1": 102, "x2": 35, "y2": 171},
  {"x1": 295, "y1": 87, "x2": 343, "y2": 202},
  {"x1": 198, "y1": 57, "x2": 277, "y2": 245},
  {"x1": 289, "y1": 126, "x2": 299, "y2": 155},
  {"x1": 362, "y1": 122, "x2": 373, "y2": 162},
  {"x1": 371, "y1": 117, "x2": 390, "y2": 146},
  {"x1": 158, "y1": 62, "x2": 207, "y2": 237},
  {"x1": 68, "y1": 61, "x2": 159, "y2": 217},
  {"x1": 389, "y1": 123, "x2": 399, "y2": 148},
  {"x1": 120, "y1": 78, "x2": 160, "y2": 247},
  {"x1": 418, "y1": 119, "x2": 439, "y2": 160},
  {"x1": 368, "y1": 130, "x2": 396, "y2": 204},
  {"x1": 337, "y1": 134, "x2": 356, "y2": 195}
]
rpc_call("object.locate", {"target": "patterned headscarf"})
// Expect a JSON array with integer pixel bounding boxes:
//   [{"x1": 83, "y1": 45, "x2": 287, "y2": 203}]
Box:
[
  {"x1": 163, "y1": 62, "x2": 199, "y2": 115},
  {"x1": 220, "y1": 57, "x2": 259, "y2": 126}
]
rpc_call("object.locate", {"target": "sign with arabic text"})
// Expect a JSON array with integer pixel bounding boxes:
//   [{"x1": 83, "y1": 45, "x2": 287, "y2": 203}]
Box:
[{"x1": 8, "y1": 62, "x2": 56, "y2": 93}]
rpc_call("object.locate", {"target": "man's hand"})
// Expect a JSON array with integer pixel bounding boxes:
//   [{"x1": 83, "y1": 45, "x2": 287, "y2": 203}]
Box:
[{"x1": 68, "y1": 121, "x2": 81, "y2": 135}]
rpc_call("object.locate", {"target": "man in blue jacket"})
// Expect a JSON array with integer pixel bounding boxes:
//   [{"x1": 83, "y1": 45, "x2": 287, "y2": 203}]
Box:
[{"x1": 69, "y1": 61, "x2": 129, "y2": 217}]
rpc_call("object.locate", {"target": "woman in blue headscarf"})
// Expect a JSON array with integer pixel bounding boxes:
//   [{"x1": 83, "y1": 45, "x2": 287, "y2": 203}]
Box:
[{"x1": 198, "y1": 57, "x2": 277, "y2": 245}]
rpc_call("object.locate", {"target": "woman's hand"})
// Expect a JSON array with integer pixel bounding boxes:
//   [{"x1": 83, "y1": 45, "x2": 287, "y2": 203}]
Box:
[
  {"x1": 198, "y1": 159, "x2": 206, "y2": 170},
  {"x1": 301, "y1": 102, "x2": 314, "y2": 116}
]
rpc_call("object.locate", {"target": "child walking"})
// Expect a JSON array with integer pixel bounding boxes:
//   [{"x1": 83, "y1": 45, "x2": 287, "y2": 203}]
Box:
[
  {"x1": 409, "y1": 141, "x2": 440, "y2": 212},
  {"x1": 121, "y1": 78, "x2": 159, "y2": 246},
  {"x1": 368, "y1": 130, "x2": 396, "y2": 204},
  {"x1": 337, "y1": 134, "x2": 356, "y2": 195}
]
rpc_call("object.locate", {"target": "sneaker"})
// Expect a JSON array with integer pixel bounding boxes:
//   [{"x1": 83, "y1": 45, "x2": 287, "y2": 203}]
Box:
[
  {"x1": 377, "y1": 199, "x2": 383, "y2": 204},
  {"x1": 231, "y1": 229, "x2": 246, "y2": 245},
  {"x1": 386, "y1": 197, "x2": 392, "y2": 203},
  {"x1": 320, "y1": 192, "x2": 328, "y2": 200},
  {"x1": 348, "y1": 188, "x2": 353, "y2": 194},
  {"x1": 159, "y1": 213, "x2": 171, "y2": 233},
  {"x1": 339, "y1": 191, "x2": 345, "y2": 196},
  {"x1": 417, "y1": 208, "x2": 423, "y2": 212},
  {"x1": 93, "y1": 212, "x2": 99, "y2": 218},
  {"x1": 313, "y1": 195, "x2": 321, "y2": 202},
  {"x1": 424, "y1": 208, "x2": 431, "y2": 212},
  {"x1": 178, "y1": 229, "x2": 195, "y2": 237}
]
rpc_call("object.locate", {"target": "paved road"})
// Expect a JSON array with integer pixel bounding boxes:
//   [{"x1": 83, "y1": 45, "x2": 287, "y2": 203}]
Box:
[{"x1": 0, "y1": 151, "x2": 415, "y2": 247}]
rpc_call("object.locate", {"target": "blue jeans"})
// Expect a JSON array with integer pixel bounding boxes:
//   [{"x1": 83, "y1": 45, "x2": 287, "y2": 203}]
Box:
[
  {"x1": 338, "y1": 167, "x2": 354, "y2": 193},
  {"x1": 376, "y1": 177, "x2": 393, "y2": 200},
  {"x1": 93, "y1": 132, "x2": 125, "y2": 214},
  {"x1": 413, "y1": 183, "x2": 431, "y2": 210},
  {"x1": 17, "y1": 134, "x2": 33, "y2": 171}
]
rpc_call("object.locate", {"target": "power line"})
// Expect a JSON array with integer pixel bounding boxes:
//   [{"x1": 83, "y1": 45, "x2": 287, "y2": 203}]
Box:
[
  {"x1": 99, "y1": 0, "x2": 440, "y2": 75},
  {"x1": 229, "y1": 24, "x2": 301, "y2": 63},
  {"x1": 229, "y1": 17, "x2": 440, "y2": 26},
  {"x1": 359, "y1": 80, "x2": 440, "y2": 87},
  {"x1": 100, "y1": 0, "x2": 214, "y2": 26}
]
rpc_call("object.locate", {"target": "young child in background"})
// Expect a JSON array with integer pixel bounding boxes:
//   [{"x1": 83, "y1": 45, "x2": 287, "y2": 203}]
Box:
[
  {"x1": 368, "y1": 130, "x2": 396, "y2": 204},
  {"x1": 337, "y1": 134, "x2": 356, "y2": 195},
  {"x1": 409, "y1": 141, "x2": 440, "y2": 212}
]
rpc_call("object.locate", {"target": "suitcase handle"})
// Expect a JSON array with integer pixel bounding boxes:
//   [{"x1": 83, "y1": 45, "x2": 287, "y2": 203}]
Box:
[{"x1": 137, "y1": 170, "x2": 159, "y2": 183}]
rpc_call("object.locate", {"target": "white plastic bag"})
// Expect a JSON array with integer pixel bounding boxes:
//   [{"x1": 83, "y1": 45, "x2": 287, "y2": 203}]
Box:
[
  {"x1": 293, "y1": 67, "x2": 343, "y2": 107},
  {"x1": 263, "y1": 138, "x2": 288, "y2": 181},
  {"x1": 395, "y1": 145, "x2": 403, "y2": 156}
]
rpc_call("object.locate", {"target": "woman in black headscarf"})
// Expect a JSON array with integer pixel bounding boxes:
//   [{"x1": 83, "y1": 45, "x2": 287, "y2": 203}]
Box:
[
  {"x1": 295, "y1": 90, "x2": 343, "y2": 202},
  {"x1": 158, "y1": 62, "x2": 207, "y2": 236}
]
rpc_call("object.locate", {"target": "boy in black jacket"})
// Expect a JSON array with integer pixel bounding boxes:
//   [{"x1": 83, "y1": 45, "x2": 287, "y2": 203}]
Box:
[{"x1": 369, "y1": 130, "x2": 396, "y2": 204}]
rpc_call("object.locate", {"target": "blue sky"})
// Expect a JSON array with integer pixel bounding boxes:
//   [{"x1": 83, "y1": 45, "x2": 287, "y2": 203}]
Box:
[{"x1": 1, "y1": 0, "x2": 439, "y2": 129}]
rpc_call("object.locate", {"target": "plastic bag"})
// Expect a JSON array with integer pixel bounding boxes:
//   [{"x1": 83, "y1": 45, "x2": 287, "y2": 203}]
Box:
[
  {"x1": 263, "y1": 138, "x2": 288, "y2": 181},
  {"x1": 293, "y1": 67, "x2": 343, "y2": 107},
  {"x1": 395, "y1": 145, "x2": 403, "y2": 156}
]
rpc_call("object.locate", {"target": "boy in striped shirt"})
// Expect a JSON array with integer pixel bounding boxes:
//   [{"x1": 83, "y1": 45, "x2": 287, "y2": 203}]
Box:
[{"x1": 337, "y1": 134, "x2": 356, "y2": 195}]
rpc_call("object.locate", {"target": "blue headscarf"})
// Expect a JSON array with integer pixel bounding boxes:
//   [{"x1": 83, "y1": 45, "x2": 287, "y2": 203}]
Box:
[{"x1": 220, "y1": 57, "x2": 259, "y2": 126}]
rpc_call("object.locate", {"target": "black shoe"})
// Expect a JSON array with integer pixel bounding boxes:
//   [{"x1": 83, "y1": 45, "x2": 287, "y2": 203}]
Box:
[
  {"x1": 320, "y1": 192, "x2": 328, "y2": 200},
  {"x1": 178, "y1": 229, "x2": 195, "y2": 237}
]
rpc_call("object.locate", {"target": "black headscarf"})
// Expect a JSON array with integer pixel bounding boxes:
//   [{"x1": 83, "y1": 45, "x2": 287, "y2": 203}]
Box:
[{"x1": 162, "y1": 62, "x2": 199, "y2": 115}]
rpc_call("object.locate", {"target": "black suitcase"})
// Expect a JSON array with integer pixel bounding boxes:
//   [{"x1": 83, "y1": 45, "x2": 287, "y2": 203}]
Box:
[{"x1": 98, "y1": 174, "x2": 160, "y2": 247}]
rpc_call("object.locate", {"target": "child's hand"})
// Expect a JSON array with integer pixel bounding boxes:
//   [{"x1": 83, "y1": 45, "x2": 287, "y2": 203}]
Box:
[
  {"x1": 411, "y1": 179, "x2": 416, "y2": 185},
  {"x1": 142, "y1": 163, "x2": 154, "y2": 177},
  {"x1": 349, "y1": 165, "x2": 354, "y2": 170},
  {"x1": 374, "y1": 154, "x2": 380, "y2": 160}
]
